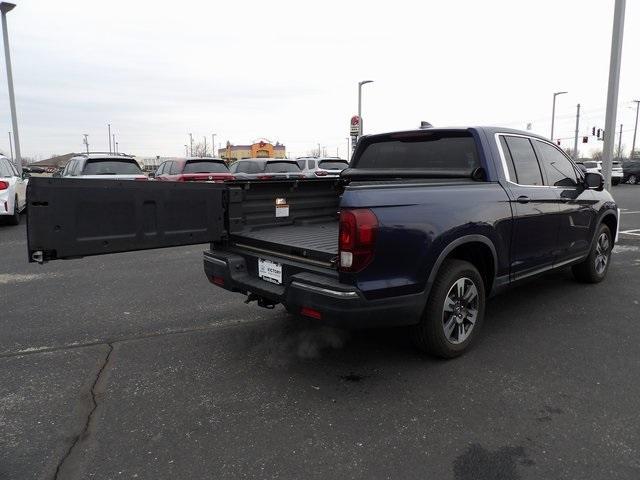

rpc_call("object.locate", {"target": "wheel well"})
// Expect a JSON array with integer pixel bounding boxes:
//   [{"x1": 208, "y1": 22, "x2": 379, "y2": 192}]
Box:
[
  {"x1": 601, "y1": 214, "x2": 617, "y2": 240},
  {"x1": 446, "y1": 242, "x2": 495, "y2": 292}
]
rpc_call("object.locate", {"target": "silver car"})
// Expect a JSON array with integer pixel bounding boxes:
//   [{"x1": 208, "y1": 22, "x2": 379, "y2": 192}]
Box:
[
  {"x1": 61, "y1": 153, "x2": 148, "y2": 180},
  {"x1": 228, "y1": 158, "x2": 304, "y2": 180}
]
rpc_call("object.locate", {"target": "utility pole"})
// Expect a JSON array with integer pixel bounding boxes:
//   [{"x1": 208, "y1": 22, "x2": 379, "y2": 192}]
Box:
[
  {"x1": 112, "y1": 134, "x2": 116, "y2": 154},
  {"x1": 1, "y1": 2, "x2": 22, "y2": 174},
  {"x1": 83, "y1": 134, "x2": 89, "y2": 153},
  {"x1": 8, "y1": 131, "x2": 13, "y2": 162},
  {"x1": 602, "y1": 0, "x2": 626, "y2": 190},
  {"x1": 108, "y1": 124, "x2": 112, "y2": 153},
  {"x1": 617, "y1": 123, "x2": 623, "y2": 159},
  {"x1": 189, "y1": 133, "x2": 193, "y2": 157},
  {"x1": 212, "y1": 133, "x2": 216, "y2": 157},
  {"x1": 203, "y1": 136, "x2": 207, "y2": 157},
  {"x1": 184, "y1": 144, "x2": 188, "y2": 157},
  {"x1": 631, "y1": 100, "x2": 640, "y2": 159},
  {"x1": 573, "y1": 104, "x2": 580, "y2": 160},
  {"x1": 550, "y1": 91, "x2": 568, "y2": 141},
  {"x1": 115, "y1": 142, "x2": 119, "y2": 154},
  {"x1": 357, "y1": 80, "x2": 374, "y2": 139}
]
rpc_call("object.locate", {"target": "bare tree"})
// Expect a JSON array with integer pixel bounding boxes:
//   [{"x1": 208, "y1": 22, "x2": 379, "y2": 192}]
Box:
[
  {"x1": 591, "y1": 150, "x2": 603, "y2": 160},
  {"x1": 563, "y1": 147, "x2": 576, "y2": 158},
  {"x1": 190, "y1": 142, "x2": 211, "y2": 158},
  {"x1": 615, "y1": 143, "x2": 625, "y2": 160}
]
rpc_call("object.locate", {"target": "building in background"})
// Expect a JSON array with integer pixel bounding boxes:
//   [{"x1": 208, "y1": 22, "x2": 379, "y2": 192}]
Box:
[{"x1": 218, "y1": 139, "x2": 286, "y2": 162}]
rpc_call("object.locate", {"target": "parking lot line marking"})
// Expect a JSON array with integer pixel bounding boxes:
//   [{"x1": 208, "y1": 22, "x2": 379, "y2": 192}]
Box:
[
  {"x1": 620, "y1": 210, "x2": 640, "y2": 214},
  {"x1": 619, "y1": 229, "x2": 640, "y2": 236}
]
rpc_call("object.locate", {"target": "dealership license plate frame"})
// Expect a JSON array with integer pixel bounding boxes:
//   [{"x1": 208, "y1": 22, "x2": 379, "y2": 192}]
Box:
[{"x1": 258, "y1": 258, "x2": 283, "y2": 285}]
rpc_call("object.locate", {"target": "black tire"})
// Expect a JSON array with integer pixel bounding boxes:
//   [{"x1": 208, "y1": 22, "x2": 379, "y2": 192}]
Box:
[
  {"x1": 572, "y1": 224, "x2": 612, "y2": 283},
  {"x1": 628, "y1": 174, "x2": 638, "y2": 184},
  {"x1": 7, "y1": 196, "x2": 20, "y2": 225},
  {"x1": 413, "y1": 259, "x2": 485, "y2": 358}
]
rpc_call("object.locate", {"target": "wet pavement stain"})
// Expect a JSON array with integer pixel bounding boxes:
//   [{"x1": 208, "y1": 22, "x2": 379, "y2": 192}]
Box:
[{"x1": 453, "y1": 444, "x2": 533, "y2": 480}]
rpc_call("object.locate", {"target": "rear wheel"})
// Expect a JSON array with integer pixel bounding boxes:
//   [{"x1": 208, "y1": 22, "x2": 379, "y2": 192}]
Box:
[
  {"x1": 572, "y1": 224, "x2": 612, "y2": 283},
  {"x1": 7, "y1": 196, "x2": 20, "y2": 225},
  {"x1": 628, "y1": 174, "x2": 638, "y2": 184},
  {"x1": 413, "y1": 259, "x2": 485, "y2": 358}
]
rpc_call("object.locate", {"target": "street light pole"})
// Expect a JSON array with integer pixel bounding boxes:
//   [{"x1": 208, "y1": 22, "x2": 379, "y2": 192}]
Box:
[
  {"x1": 108, "y1": 124, "x2": 112, "y2": 153},
  {"x1": 631, "y1": 100, "x2": 640, "y2": 159},
  {"x1": 112, "y1": 134, "x2": 116, "y2": 154},
  {"x1": 189, "y1": 133, "x2": 193, "y2": 157},
  {"x1": 212, "y1": 133, "x2": 216, "y2": 157},
  {"x1": 1, "y1": 2, "x2": 21, "y2": 174},
  {"x1": 573, "y1": 104, "x2": 580, "y2": 160},
  {"x1": 602, "y1": 0, "x2": 626, "y2": 190},
  {"x1": 184, "y1": 144, "x2": 188, "y2": 157},
  {"x1": 550, "y1": 91, "x2": 568, "y2": 141},
  {"x1": 8, "y1": 131, "x2": 13, "y2": 162},
  {"x1": 617, "y1": 123, "x2": 623, "y2": 159},
  {"x1": 357, "y1": 80, "x2": 374, "y2": 138}
]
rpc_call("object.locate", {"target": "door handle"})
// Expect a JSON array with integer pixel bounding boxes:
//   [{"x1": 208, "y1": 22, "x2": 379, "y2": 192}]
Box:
[{"x1": 517, "y1": 195, "x2": 530, "y2": 204}]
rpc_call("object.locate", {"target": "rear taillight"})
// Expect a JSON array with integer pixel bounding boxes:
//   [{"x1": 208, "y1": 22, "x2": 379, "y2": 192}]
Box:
[
  {"x1": 314, "y1": 170, "x2": 328, "y2": 176},
  {"x1": 338, "y1": 208, "x2": 378, "y2": 272},
  {"x1": 0, "y1": 181, "x2": 8, "y2": 190},
  {"x1": 257, "y1": 175, "x2": 273, "y2": 180},
  {"x1": 135, "y1": 177, "x2": 148, "y2": 181}
]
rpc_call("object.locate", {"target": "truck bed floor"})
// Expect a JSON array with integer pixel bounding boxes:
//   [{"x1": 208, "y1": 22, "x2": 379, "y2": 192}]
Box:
[{"x1": 233, "y1": 222, "x2": 338, "y2": 255}]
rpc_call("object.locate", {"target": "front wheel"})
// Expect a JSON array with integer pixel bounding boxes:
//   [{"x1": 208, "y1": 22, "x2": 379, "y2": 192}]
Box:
[
  {"x1": 572, "y1": 224, "x2": 612, "y2": 283},
  {"x1": 628, "y1": 174, "x2": 638, "y2": 184},
  {"x1": 413, "y1": 259, "x2": 485, "y2": 358}
]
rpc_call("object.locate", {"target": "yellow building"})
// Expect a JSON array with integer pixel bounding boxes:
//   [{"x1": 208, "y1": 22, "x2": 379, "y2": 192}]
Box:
[{"x1": 219, "y1": 139, "x2": 286, "y2": 162}]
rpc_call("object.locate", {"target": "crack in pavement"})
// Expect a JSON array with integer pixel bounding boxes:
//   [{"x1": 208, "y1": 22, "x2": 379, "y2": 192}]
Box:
[{"x1": 53, "y1": 343, "x2": 114, "y2": 480}]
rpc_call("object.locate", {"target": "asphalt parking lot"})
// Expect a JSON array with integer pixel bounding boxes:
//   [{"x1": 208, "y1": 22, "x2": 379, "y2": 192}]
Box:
[{"x1": 1, "y1": 185, "x2": 640, "y2": 480}]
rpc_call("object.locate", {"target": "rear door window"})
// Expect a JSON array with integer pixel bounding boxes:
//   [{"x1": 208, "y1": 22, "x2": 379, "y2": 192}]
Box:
[
  {"x1": 355, "y1": 132, "x2": 479, "y2": 174},
  {"x1": 503, "y1": 136, "x2": 543, "y2": 186},
  {"x1": 169, "y1": 161, "x2": 181, "y2": 175},
  {"x1": 533, "y1": 140, "x2": 578, "y2": 187},
  {"x1": 296, "y1": 160, "x2": 306, "y2": 169},
  {"x1": 0, "y1": 159, "x2": 11, "y2": 177},
  {"x1": 82, "y1": 159, "x2": 143, "y2": 175},
  {"x1": 319, "y1": 160, "x2": 348, "y2": 170},
  {"x1": 183, "y1": 160, "x2": 229, "y2": 173},
  {"x1": 264, "y1": 161, "x2": 301, "y2": 173}
]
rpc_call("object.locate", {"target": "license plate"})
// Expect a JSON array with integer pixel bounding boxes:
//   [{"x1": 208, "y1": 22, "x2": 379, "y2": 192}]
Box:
[{"x1": 258, "y1": 258, "x2": 282, "y2": 284}]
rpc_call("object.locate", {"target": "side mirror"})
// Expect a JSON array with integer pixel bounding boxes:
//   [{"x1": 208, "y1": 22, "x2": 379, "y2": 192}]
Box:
[
  {"x1": 22, "y1": 172, "x2": 30, "y2": 179},
  {"x1": 584, "y1": 172, "x2": 604, "y2": 191}
]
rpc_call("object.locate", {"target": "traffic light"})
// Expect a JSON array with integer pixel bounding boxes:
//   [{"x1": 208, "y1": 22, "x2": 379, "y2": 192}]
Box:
[
  {"x1": 592, "y1": 127, "x2": 596, "y2": 136},
  {"x1": 597, "y1": 129, "x2": 602, "y2": 139},
  {"x1": 583, "y1": 136, "x2": 588, "y2": 143},
  {"x1": 557, "y1": 140, "x2": 561, "y2": 145}
]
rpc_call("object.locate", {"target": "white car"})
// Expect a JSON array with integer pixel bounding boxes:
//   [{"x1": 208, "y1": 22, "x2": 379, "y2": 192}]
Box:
[
  {"x1": 577, "y1": 160, "x2": 623, "y2": 186},
  {"x1": 296, "y1": 157, "x2": 349, "y2": 177},
  {"x1": 60, "y1": 153, "x2": 148, "y2": 180},
  {"x1": 0, "y1": 156, "x2": 27, "y2": 225}
]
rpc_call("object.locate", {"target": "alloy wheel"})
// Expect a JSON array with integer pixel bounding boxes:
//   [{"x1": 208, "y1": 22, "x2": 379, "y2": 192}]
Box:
[
  {"x1": 442, "y1": 277, "x2": 479, "y2": 344},
  {"x1": 595, "y1": 232, "x2": 610, "y2": 275}
]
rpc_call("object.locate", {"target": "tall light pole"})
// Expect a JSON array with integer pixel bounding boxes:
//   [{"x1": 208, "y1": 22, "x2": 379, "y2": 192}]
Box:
[
  {"x1": 617, "y1": 123, "x2": 623, "y2": 159},
  {"x1": 115, "y1": 141, "x2": 119, "y2": 154},
  {"x1": 573, "y1": 104, "x2": 580, "y2": 160},
  {"x1": 631, "y1": 100, "x2": 640, "y2": 159},
  {"x1": 358, "y1": 80, "x2": 374, "y2": 138},
  {"x1": 189, "y1": 133, "x2": 193, "y2": 157},
  {"x1": 1, "y1": 2, "x2": 21, "y2": 174},
  {"x1": 83, "y1": 134, "x2": 89, "y2": 153},
  {"x1": 108, "y1": 123, "x2": 112, "y2": 153},
  {"x1": 8, "y1": 131, "x2": 13, "y2": 162},
  {"x1": 602, "y1": 0, "x2": 626, "y2": 190},
  {"x1": 184, "y1": 144, "x2": 188, "y2": 157},
  {"x1": 550, "y1": 91, "x2": 567, "y2": 141},
  {"x1": 212, "y1": 133, "x2": 216, "y2": 157},
  {"x1": 112, "y1": 134, "x2": 116, "y2": 154}
]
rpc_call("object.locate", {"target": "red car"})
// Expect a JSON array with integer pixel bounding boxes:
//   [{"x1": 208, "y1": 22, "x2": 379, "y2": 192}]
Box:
[{"x1": 154, "y1": 158, "x2": 234, "y2": 182}]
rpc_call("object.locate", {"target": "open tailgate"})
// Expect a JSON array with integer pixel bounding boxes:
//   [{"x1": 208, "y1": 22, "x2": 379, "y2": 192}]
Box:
[{"x1": 27, "y1": 177, "x2": 226, "y2": 263}]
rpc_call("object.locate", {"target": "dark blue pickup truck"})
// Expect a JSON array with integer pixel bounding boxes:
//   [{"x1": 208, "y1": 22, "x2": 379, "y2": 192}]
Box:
[{"x1": 26, "y1": 127, "x2": 619, "y2": 357}]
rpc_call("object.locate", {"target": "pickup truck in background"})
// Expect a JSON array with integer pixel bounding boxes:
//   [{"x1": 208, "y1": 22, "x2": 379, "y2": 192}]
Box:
[{"x1": 26, "y1": 127, "x2": 619, "y2": 358}]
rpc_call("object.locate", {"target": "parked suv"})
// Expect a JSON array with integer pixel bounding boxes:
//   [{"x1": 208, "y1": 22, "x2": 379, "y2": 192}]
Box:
[
  {"x1": 296, "y1": 157, "x2": 349, "y2": 177},
  {"x1": 622, "y1": 159, "x2": 640, "y2": 184},
  {"x1": 154, "y1": 158, "x2": 234, "y2": 182},
  {"x1": 576, "y1": 160, "x2": 623, "y2": 185},
  {"x1": 61, "y1": 153, "x2": 147, "y2": 180},
  {"x1": 0, "y1": 156, "x2": 27, "y2": 225},
  {"x1": 229, "y1": 158, "x2": 304, "y2": 180}
]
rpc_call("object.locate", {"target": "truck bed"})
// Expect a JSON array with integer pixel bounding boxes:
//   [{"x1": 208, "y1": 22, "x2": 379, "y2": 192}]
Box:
[{"x1": 233, "y1": 221, "x2": 338, "y2": 256}]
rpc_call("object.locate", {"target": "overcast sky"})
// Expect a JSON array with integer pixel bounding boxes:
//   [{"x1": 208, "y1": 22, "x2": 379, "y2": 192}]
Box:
[{"x1": 0, "y1": 0, "x2": 639, "y2": 160}]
